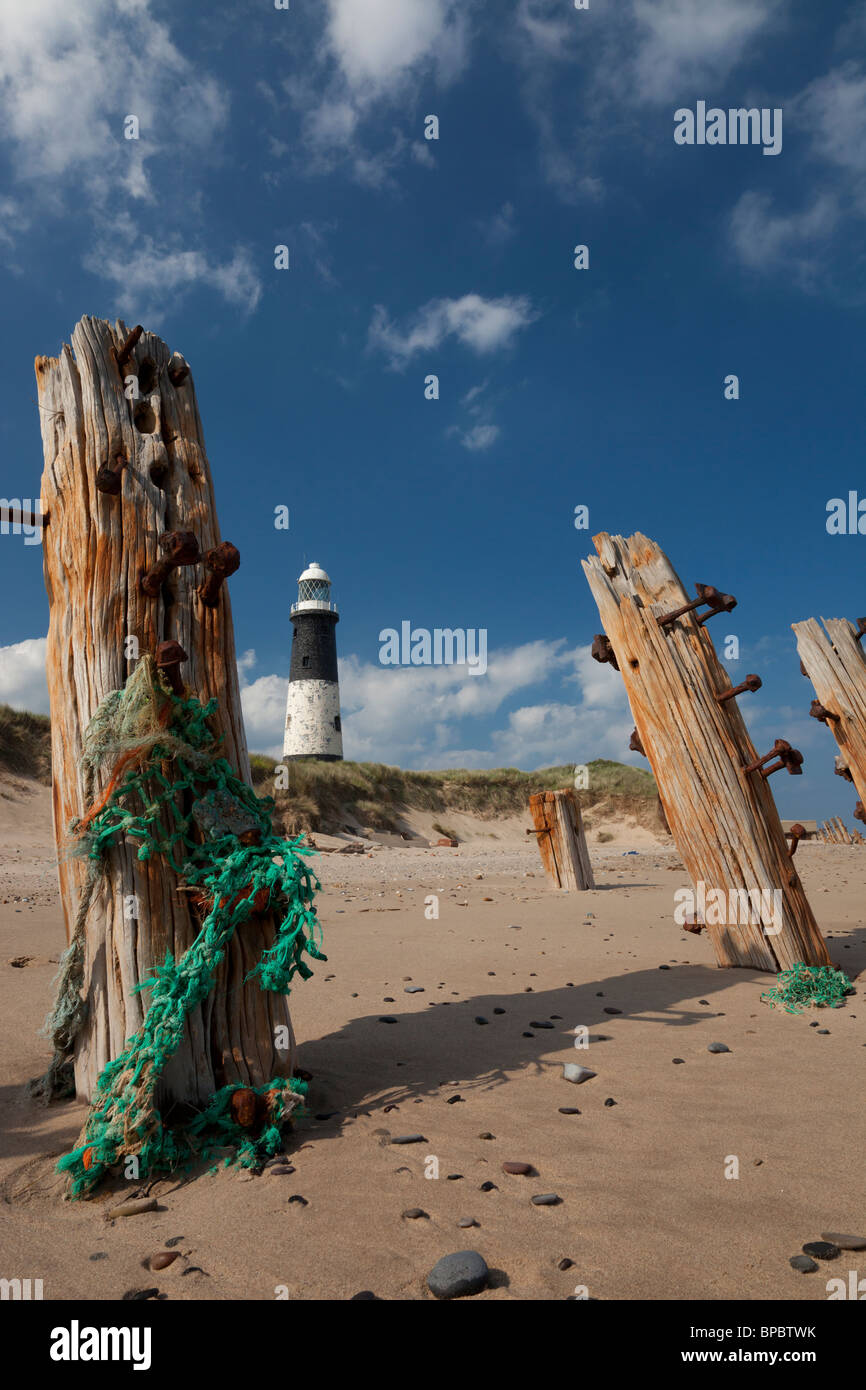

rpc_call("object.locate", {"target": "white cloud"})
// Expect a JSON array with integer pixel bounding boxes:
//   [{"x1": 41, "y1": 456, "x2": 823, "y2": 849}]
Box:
[
  {"x1": 241, "y1": 673, "x2": 289, "y2": 760},
  {"x1": 456, "y1": 423, "x2": 501, "y2": 451},
  {"x1": 630, "y1": 0, "x2": 780, "y2": 105},
  {"x1": 477, "y1": 201, "x2": 517, "y2": 247},
  {"x1": 325, "y1": 0, "x2": 468, "y2": 95},
  {"x1": 84, "y1": 219, "x2": 262, "y2": 320},
  {"x1": 729, "y1": 190, "x2": 839, "y2": 282},
  {"x1": 368, "y1": 293, "x2": 538, "y2": 368},
  {"x1": 239, "y1": 636, "x2": 632, "y2": 769},
  {"x1": 281, "y1": 0, "x2": 470, "y2": 183},
  {"x1": 0, "y1": 637, "x2": 49, "y2": 713}
]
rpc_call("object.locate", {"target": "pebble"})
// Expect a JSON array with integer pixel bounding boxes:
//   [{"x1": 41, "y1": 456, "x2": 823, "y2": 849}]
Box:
[
  {"x1": 563, "y1": 1063, "x2": 596, "y2": 1084},
  {"x1": 502, "y1": 1162, "x2": 533, "y2": 1176},
  {"x1": 351, "y1": 1290, "x2": 380, "y2": 1300},
  {"x1": 427, "y1": 1250, "x2": 489, "y2": 1300},
  {"x1": 404, "y1": 986, "x2": 424, "y2": 994},
  {"x1": 707, "y1": 1043, "x2": 730, "y2": 1053},
  {"x1": 105, "y1": 1198, "x2": 159, "y2": 1220},
  {"x1": 558, "y1": 1258, "x2": 574, "y2": 1271},
  {"x1": 391, "y1": 1134, "x2": 426, "y2": 1145},
  {"x1": 458, "y1": 1218, "x2": 479, "y2": 1228},
  {"x1": 604, "y1": 1098, "x2": 617, "y2": 1107},
  {"x1": 802, "y1": 1240, "x2": 840, "y2": 1260},
  {"x1": 558, "y1": 1107, "x2": 581, "y2": 1115},
  {"x1": 531, "y1": 1194, "x2": 561, "y2": 1206},
  {"x1": 821, "y1": 1232, "x2": 866, "y2": 1250},
  {"x1": 475, "y1": 1017, "x2": 489, "y2": 1025},
  {"x1": 446, "y1": 1095, "x2": 463, "y2": 1105},
  {"x1": 122, "y1": 1288, "x2": 160, "y2": 1301},
  {"x1": 288, "y1": 1195, "x2": 309, "y2": 1206},
  {"x1": 789, "y1": 1255, "x2": 819, "y2": 1273},
  {"x1": 530, "y1": 1021, "x2": 555, "y2": 1029},
  {"x1": 672, "y1": 1058, "x2": 685, "y2": 1065},
  {"x1": 603, "y1": 1007, "x2": 622, "y2": 1015},
  {"x1": 493, "y1": 1007, "x2": 506, "y2": 1015},
  {"x1": 478, "y1": 1132, "x2": 494, "y2": 1140},
  {"x1": 88, "y1": 1252, "x2": 108, "y2": 1261},
  {"x1": 522, "y1": 1031, "x2": 535, "y2": 1038},
  {"x1": 480, "y1": 1181, "x2": 498, "y2": 1192},
  {"x1": 268, "y1": 1164, "x2": 296, "y2": 1176},
  {"x1": 149, "y1": 1252, "x2": 179, "y2": 1271},
  {"x1": 402, "y1": 1208, "x2": 429, "y2": 1220},
  {"x1": 164, "y1": 1236, "x2": 184, "y2": 1248},
  {"x1": 378, "y1": 1016, "x2": 398, "y2": 1024},
  {"x1": 816, "y1": 1029, "x2": 830, "y2": 1035}
]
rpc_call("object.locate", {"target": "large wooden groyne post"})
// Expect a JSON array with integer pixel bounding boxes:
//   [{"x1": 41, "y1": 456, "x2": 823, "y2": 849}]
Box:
[
  {"x1": 793, "y1": 617, "x2": 866, "y2": 826},
  {"x1": 582, "y1": 532, "x2": 829, "y2": 971},
  {"x1": 35, "y1": 315, "x2": 295, "y2": 1104}
]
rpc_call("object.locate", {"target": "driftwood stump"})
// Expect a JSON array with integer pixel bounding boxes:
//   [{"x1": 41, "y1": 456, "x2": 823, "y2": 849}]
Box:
[
  {"x1": 528, "y1": 790, "x2": 595, "y2": 890},
  {"x1": 35, "y1": 315, "x2": 295, "y2": 1104},
  {"x1": 793, "y1": 617, "x2": 866, "y2": 823},
  {"x1": 582, "y1": 532, "x2": 829, "y2": 971}
]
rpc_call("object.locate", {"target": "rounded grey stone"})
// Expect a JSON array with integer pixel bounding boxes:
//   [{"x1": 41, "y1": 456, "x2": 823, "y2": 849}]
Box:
[{"x1": 427, "y1": 1250, "x2": 489, "y2": 1299}]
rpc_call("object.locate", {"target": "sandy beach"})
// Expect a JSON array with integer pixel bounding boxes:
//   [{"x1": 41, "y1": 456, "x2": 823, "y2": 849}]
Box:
[{"x1": 1, "y1": 772, "x2": 863, "y2": 1302}]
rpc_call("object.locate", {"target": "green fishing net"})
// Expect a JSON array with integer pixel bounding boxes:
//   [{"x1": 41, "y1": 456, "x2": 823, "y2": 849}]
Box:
[
  {"x1": 39, "y1": 655, "x2": 324, "y2": 1198},
  {"x1": 760, "y1": 962, "x2": 851, "y2": 1014}
]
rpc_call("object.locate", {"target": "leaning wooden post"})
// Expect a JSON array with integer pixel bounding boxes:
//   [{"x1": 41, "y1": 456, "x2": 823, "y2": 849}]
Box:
[
  {"x1": 582, "y1": 532, "x2": 829, "y2": 971},
  {"x1": 793, "y1": 617, "x2": 866, "y2": 825},
  {"x1": 528, "y1": 790, "x2": 595, "y2": 890},
  {"x1": 35, "y1": 315, "x2": 296, "y2": 1105}
]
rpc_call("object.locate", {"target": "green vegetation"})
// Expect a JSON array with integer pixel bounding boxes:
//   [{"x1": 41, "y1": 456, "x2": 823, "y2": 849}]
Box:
[
  {"x1": 250, "y1": 756, "x2": 658, "y2": 837},
  {"x1": 0, "y1": 705, "x2": 52, "y2": 782}
]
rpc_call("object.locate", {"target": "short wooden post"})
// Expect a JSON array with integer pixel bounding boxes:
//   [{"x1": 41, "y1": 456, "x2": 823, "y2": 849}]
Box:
[
  {"x1": 793, "y1": 617, "x2": 866, "y2": 822},
  {"x1": 582, "y1": 532, "x2": 829, "y2": 971},
  {"x1": 528, "y1": 790, "x2": 595, "y2": 890}
]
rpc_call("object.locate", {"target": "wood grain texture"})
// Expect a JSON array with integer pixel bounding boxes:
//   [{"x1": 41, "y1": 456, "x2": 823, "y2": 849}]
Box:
[
  {"x1": 36, "y1": 316, "x2": 295, "y2": 1104},
  {"x1": 582, "y1": 532, "x2": 829, "y2": 971},
  {"x1": 793, "y1": 617, "x2": 866, "y2": 818},
  {"x1": 529, "y1": 791, "x2": 595, "y2": 891}
]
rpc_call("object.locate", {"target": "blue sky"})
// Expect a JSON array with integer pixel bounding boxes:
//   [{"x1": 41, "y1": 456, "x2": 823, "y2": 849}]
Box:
[{"x1": 0, "y1": 0, "x2": 864, "y2": 821}]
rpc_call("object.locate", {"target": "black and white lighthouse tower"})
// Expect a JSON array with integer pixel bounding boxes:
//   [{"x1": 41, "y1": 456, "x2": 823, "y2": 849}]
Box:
[{"x1": 283, "y1": 562, "x2": 344, "y2": 762}]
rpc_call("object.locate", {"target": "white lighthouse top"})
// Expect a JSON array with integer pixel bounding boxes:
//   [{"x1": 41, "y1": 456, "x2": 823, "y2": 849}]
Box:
[
  {"x1": 298, "y1": 562, "x2": 330, "y2": 584},
  {"x1": 292, "y1": 560, "x2": 338, "y2": 616}
]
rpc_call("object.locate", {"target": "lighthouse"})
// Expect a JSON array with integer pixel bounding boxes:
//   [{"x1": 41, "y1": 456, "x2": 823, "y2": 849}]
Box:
[{"x1": 283, "y1": 562, "x2": 344, "y2": 762}]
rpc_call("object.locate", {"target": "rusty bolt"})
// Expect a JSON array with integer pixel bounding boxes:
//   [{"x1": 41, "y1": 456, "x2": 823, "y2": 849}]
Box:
[
  {"x1": 785, "y1": 822, "x2": 807, "y2": 857},
  {"x1": 229, "y1": 1088, "x2": 257, "y2": 1130},
  {"x1": 743, "y1": 739, "x2": 804, "y2": 779},
  {"x1": 167, "y1": 351, "x2": 190, "y2": 388},
  {"x1": 198, "y1": 542, "x2": 240, "y2": 608},
  {"x1": 682, "y1": 916, "x2": 704, "y2": 935},
  {"x1": 715, "y1": 673, "x2": 762, "y2": 704},
  {"x1": 116, "y1": 324, "x2": 143, "y2": 371},
  {"x1": 657, "y1": 583, "x2": 737, "y2": 629},
  {"x1": 854, "y1": 801, "x2": 866, "y2": 825},
  {"x1": 141, "y1": 531, "x2": 201, "y2": 597},
  {"x1": 628, "y1": 728, "x2": 645, "y2": 756},
  {"x1": 591, "y1": 633, "x2": 619, "y2": 671},
  {"x1": 95, "y1": 453, "x2": 128, "y2": 496},
  {"x1": 810, "y1": 699, "x2": 840, "y2": 726},
  {"x1": 854, "y1": 617, "x2": 866, "y2": 645},
  {"x1": 155, "y1": 640, "x2": 188, "y2": 696},
  {"x1": 834, "y1": 756, "x2": 854, "y2": 783}
]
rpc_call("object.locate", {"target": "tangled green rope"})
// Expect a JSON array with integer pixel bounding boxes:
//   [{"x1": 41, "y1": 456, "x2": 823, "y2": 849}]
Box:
[
  {"x1": 45, "y1": 656, "x2": 324, "y2": 1198},
  {"x1": 761, "y1": 962, "x2": 851, "y2": 1014}
]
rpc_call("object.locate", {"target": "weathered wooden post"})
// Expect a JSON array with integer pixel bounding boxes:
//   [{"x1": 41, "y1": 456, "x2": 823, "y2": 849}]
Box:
[
  {"x1": 35, "y1": 315, "x2": 300, "y2": 1111},
  {"x1": 793, "y1": 616, "x2": 866, "y2": 825},
  {"x1": 527, "y1": 790, "x2": 595, "y2": 890},
  {"x1": 582, "y1": 532, "x2": 829, "y2": 971}
]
